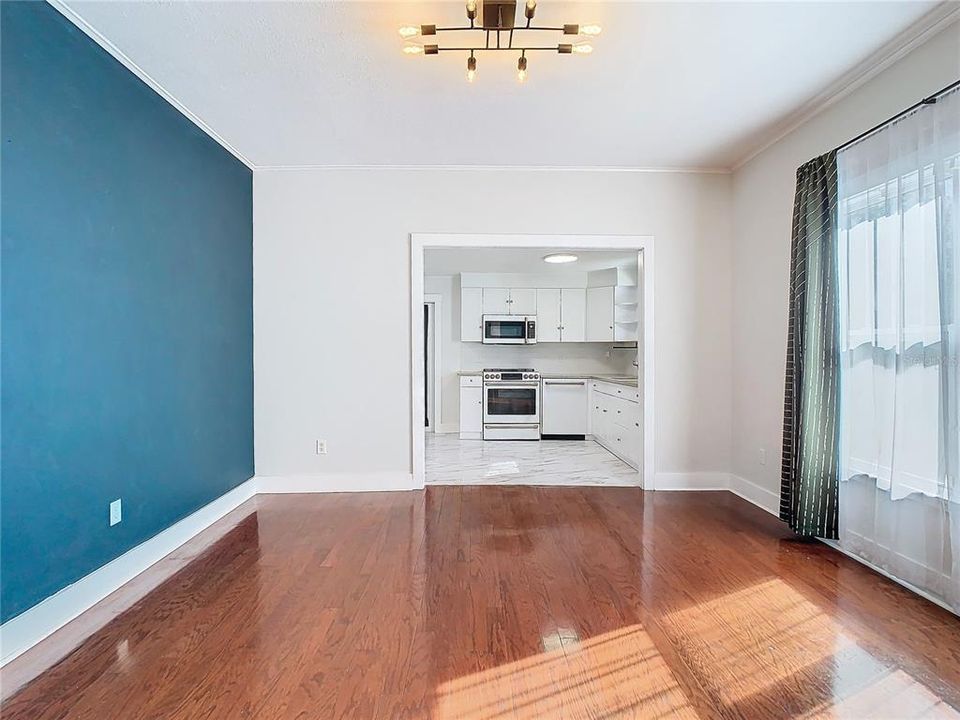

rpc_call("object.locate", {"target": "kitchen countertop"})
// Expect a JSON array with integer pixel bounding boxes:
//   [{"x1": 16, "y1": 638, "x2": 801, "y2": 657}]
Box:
[
  {"x1": 460, "y1": 370, "x2": 638, "y2": 388},
  {"x1": 542, "y1": 373, "x2": 639, "y2": 388}
]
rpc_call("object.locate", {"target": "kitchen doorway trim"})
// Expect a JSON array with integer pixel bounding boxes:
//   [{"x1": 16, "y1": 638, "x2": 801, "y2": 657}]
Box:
[{"x1": 410, "y1": 233, "x2": 655, "y2": 489}]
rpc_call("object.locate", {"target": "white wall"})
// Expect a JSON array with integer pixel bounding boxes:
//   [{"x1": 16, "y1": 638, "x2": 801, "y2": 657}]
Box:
[
  {"x1": 730, "y1": 20, "x2": 960, "y2": 495},
  {"x1": 424, "y1": 273, "x2": 634, "y2": 429},
  {"x1": 255, "y1": 168, "x2": 733, "y2": 480}
]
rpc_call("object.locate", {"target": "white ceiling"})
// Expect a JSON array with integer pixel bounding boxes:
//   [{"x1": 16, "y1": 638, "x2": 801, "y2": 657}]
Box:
[
  {"x1": 61, "y1": 1, "x2": 943, "y2": 170},
  {"x1": 425, "y1": 247, "x2": 636, "y2": 274}
]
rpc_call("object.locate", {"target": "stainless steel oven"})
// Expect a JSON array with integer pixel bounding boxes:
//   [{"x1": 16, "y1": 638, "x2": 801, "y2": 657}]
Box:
[
  {"x1": 482, "y1": 369, "x2": 541, "y2": 440},
  {"x1": 483, "y1": 315, "x2": 537, "y2": 345}
]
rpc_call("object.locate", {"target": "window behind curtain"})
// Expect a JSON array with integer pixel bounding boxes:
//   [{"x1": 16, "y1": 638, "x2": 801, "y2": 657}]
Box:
[{"x1": 835, "y1": 87, "x2": 959, "y2": 613}]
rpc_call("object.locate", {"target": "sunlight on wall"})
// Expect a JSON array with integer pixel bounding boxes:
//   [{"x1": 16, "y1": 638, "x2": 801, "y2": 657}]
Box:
[{"x1": 433, "y1": 624, "x2": 697, "y2": 720}]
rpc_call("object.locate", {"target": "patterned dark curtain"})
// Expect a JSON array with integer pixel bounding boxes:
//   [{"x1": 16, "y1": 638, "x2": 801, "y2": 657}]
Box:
[{"x1": 780, "y1": 151, "x2": 840, "y2": 539}]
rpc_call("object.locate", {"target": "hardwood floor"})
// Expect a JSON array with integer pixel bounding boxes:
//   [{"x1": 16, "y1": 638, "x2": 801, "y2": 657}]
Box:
[{"x1": 3, "y1": 488, "x2": 959, "y2": 719}]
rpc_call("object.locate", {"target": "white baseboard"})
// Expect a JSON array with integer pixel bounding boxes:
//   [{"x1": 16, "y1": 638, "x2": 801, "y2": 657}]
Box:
[
  {"x1": 654, "y1": 472, "x2": 730, "y2": 491},
  {"x1": 255, "y1": 472, "x2": 420, "y2": 493},
  {"x1": 728, "y1": 474, "x2": 780, "y2": 516},
  {"x1": 0, "y1": 476, "x2": 258, "y2": 669},
  {"x1": 821, "y1": 538, "x2": 957, "y2": 617}
]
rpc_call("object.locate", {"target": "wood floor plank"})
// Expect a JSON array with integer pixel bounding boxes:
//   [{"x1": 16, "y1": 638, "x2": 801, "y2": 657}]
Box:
[{"x1": 2, "y1": 488, "x2": 959, "y2": 719}]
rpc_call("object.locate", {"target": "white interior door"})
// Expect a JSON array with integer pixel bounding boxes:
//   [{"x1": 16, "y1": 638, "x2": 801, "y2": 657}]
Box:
[
  {"x1": 560, "y1": 288, "x2": 586, "y2": 342},
  {"x1": 536, "y1": 289, "x2": 561, "y2": 342}
]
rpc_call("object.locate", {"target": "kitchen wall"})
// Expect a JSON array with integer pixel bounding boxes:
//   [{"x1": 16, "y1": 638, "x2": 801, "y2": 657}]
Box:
[
  {"x1": 255, "y1": 168, "x2": 732, "y2": 481},
  {"x1": 424, "y1": 274, "x2": 635, "y2": 429},
  {"x1": 730, "y1": 19, "x2": 960, "y2": 498},
  {"x1": 1, "y1": 3, "x2": 254, "y2": 622}
]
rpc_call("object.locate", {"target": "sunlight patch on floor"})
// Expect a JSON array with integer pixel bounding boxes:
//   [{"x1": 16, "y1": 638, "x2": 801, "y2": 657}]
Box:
[
  {"x1": 661, "y1": 577, "x2": 958, "y2": 718},
  {"x1": 800, "y1": 669, "x2": 960, "y2": 719},
  {"x1": 432, "y1": 624, "x2": 698, "y2": 720}
]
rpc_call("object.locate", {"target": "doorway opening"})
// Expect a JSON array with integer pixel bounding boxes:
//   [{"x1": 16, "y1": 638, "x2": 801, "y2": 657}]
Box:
[{"x1": 410, "y1": 234, "x2": 655, "y2": 489}]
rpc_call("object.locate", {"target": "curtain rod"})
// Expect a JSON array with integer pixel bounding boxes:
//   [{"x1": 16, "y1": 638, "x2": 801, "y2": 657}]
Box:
[{"x1": 836, "y1": 78, "x2": 960, "y2": 154}]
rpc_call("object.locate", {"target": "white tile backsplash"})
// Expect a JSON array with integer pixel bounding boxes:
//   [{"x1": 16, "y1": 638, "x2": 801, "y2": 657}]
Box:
[{"x1": 461, "y1": 342, "x2": 636, "y2": 375}]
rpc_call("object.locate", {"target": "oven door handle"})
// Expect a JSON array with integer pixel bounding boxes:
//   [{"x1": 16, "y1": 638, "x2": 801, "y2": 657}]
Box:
[{"x1": 484, "y1": 423, "x2": 540, "y2": 429}]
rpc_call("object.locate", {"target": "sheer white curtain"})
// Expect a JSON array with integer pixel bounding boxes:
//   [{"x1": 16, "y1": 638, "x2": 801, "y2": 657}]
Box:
[{"x1": 837, "y1": 87, "x2": 959, "y2": 613}]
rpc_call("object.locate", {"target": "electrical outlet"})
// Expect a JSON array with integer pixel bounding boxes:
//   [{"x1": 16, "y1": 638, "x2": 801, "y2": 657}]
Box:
[
  {"x1": 109, "y1": 498, "x2": 122, "y2": 526},
  {"x1": 316, "y1": 439, "x2": 327, "y2": 455},
  {"x1": 759, "y1": 448, "x2": 767, "y2": 466}
]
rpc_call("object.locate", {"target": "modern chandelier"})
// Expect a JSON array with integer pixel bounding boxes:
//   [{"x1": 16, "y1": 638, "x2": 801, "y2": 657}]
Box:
[{"x1": 399, "y1": 0, "x2": 600, "y2": 83}]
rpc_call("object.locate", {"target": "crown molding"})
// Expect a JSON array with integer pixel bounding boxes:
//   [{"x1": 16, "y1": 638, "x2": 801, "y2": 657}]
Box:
[
  {"x1": 253, "y1": 164, "x2": 732, "y2": 174},
  {"x1": 47, "y1": 0, "x2": 255, "y2": 170},
  {"x1": 732, "y1": 3, "x2": 960, "y2": 172}
]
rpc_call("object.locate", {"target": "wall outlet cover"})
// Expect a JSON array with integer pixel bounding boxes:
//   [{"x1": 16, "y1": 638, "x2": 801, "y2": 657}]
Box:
[
  {"x1": 316, "y1": 439, "x2": 327, "y2": 455},
  {"x1": 109, "y1": 498, "x2": 122, "y2": 526}
]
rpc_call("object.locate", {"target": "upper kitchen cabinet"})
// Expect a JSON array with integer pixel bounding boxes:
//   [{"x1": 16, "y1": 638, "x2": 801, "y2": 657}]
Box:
[
  {"x1": 536, "y1": 288, "x2": 561, "y2": 343},
  {"x1": 560, "y1": 288, "x2": 586, "y2": 342},
  {"x1": 481, "y1": 287, "x2": 511, "y2": 315},
  {"x1": 586, "y1": 286, "x2": 614, "y2": 342},
  {"x1": 482, "y1": 287, "x2": 536, "y2": 315},
  {"x1": 509, "y1": 288, "x2": 537, "y2": 315},
  {"x1": 458, "y1": 270, "x2": 633, "y2": 343},
  {"x1": 461, "y1": 287, "x2": 483, "y2": 342}
]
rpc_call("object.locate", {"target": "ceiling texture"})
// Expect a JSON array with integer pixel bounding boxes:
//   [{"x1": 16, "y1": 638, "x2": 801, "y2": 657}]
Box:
[{"x1": 57, "y1": 1, "x2": 950, "y2": 170}]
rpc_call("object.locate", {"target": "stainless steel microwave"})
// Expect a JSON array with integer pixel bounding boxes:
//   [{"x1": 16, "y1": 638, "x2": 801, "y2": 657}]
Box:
[{"x1": 482, "y1": 315, "x2": 537, "y2": 345}]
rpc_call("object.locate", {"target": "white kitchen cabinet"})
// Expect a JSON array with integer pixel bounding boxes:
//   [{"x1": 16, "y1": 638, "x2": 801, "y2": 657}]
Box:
[
  {"x1": 509, "y1": 288, "x2": 537, "y2": 315},
  {"x1": 482, "y1": 288, "x2": 537, "y2": 315},
  {"x1": 542, "y1": 378, "x2": 588, "y2": 436},
  {"x1": 460, "y1": 287, "x2": 483, "y2": 342},
  {"x1": 560, "y1": 288, "x2": 586, "y2": 342},
  {"x1": 536, "y1": 289, "x2": 561, "y2": 343},
  {"x1": 482, "y1": 288, "x2": 510, "y2": 315},
  {"x1": 459, "y1": 376, "x2": 482, "y2": 439},
  {"x1": 589, "y1": 380, "x2": 640, "y2": 468},
  {"x1": 586, "y1": 286, "x2": 615, "y2": 342}
]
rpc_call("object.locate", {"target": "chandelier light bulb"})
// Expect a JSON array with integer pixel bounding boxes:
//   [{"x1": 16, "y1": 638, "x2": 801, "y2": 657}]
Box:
[
  {"x1": 572, "y1": 43, "x2": 593, "y2": 54},
  {"x1": 466, "y1": 55, "x2": 477, "y2": 82},
  {"x1": 466, "y1": 0, "x2": 477, "y2": 19},
  {"x1": 525, "y1": 0, "x2": 537, "y2": 19},
  {"x1": 398, "y1": 26, "x2": 418, "y2": 38},
  {"x1": 517, "y1": 56, "x2": 528, "y2": 83},
  {"x1": 403, "y1": 45, "x2": 424, "y2": 55},
  {"x1": 580, "y1": 24, "x2": 602, "y2": 36}
]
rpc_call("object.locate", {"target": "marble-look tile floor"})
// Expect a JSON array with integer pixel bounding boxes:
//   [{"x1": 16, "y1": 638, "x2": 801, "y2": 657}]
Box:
[{"x1": 425, "y1": 432, "x2": 640, "y2": 486}]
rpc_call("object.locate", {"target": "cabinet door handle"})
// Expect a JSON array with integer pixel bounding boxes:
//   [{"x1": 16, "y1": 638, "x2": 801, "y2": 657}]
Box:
[{"x1": 545, "y1": 381, "x2": 585, "y2": 386}]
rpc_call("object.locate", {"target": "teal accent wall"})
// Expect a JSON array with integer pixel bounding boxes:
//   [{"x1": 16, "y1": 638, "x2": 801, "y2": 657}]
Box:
[{"x1": 1, "y1": 1, "x2": 254, "y2": 622}]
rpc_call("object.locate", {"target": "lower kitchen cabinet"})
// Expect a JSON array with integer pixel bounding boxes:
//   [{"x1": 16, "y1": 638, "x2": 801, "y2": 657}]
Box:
[
  {"x1": 459, "y1": 376, "x2": 482, "y2": 439},
  {"x1": 589, "y1": 381, "x2": 640, "y2": 468}
]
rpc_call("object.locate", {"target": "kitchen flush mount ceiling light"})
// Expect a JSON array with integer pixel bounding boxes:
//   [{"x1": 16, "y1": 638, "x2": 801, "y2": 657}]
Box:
[
  {"x1": 543, "y1": 253, "x2": 579, "y2": 264},
  {"x1": 399, "y1": 0, "x2": 600, "y2": 83}
]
